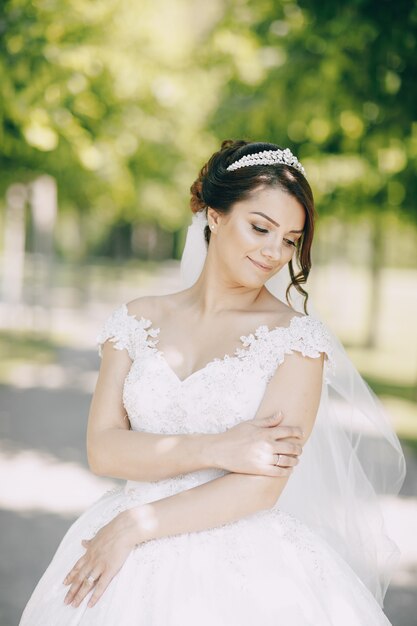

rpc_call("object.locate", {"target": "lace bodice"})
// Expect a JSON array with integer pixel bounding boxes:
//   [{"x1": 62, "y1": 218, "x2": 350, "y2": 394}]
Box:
[
  {"x1": 94, "y1": 302, "x2": 335, "y2": 510},
  {"x1": 97, "y1": 303, "x2": 335, "y2": 437}
]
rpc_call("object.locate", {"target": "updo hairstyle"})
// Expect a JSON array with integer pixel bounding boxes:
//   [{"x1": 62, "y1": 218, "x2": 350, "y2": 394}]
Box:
[{"x1": 189, "y1": 139, "x2": 317, "y2": 313}]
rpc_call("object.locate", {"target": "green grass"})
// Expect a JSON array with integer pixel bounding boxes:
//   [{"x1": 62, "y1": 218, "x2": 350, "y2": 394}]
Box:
[
  {"x1": 363, "y1": 375, "x2": 417, "y2": 403},
  {"x1": 0, "y1": 331, "x2": 58, "y2": 380},
  {"x1": 0, "y1": 330, "x2": 57, "y2": 359}
]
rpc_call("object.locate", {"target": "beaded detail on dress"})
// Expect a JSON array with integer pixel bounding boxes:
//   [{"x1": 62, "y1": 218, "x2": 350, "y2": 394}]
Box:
[
  {"x1": 235, "y1": 315, "x2": 336, "y2": 385},
  {"x1": 96, "y1": 304, "x2": 160, "y2": 361},
  {"x1": 97, "y1": 303, "x2": 335, "y2": 383},
  {"x1": 95, "y1": 303, "x2": 336, "y2": 439}
]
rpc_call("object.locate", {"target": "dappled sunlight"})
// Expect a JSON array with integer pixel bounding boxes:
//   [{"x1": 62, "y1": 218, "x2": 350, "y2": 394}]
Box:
[
  {"x1": 0, "y1": 446, "x2": 117, "y2": 516},
  {"x1": 131, "y1": 502, "x2": 160, "y2": 536},
  {"x1": 1, "y1": 0, "x2": 416, "y2": 622}
]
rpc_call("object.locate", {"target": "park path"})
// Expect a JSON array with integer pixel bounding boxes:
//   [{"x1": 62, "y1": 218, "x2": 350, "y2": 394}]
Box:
[{"x1": 1, "y1": 325, "x2": 416, "y2": 625}]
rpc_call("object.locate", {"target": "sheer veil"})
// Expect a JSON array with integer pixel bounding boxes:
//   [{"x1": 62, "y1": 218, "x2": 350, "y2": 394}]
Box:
[{"x1": 180, "y1": 209, "x2": 406, "y2": 608}]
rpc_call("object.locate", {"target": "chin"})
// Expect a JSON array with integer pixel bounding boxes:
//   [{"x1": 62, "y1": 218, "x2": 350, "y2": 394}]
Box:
[{"x1": 246, "y1": 275, "x2": 268, "y2": 288}]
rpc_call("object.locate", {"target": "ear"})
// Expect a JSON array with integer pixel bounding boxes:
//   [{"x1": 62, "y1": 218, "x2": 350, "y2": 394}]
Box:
[{"x1": 207, "y1": 207, "x2": 222, "y2": 231}]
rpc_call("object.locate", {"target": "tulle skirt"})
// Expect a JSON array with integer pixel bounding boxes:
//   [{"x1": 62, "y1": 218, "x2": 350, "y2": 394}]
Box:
[{"x1": 19, "y1": 484, "x2": 393, "y2": 626}]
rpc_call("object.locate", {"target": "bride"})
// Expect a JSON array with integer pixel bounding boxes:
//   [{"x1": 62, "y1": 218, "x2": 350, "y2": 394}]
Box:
[{"x1": 19, "y1": 139, "x2": 406, "y2": 625}]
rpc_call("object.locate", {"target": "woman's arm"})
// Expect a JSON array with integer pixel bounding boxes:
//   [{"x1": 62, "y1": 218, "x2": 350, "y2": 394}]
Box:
[
  {"x1": 125, "y1": 349, "x2": 325, "y2": 542},
  {"x1": 64, "y1": 349, "x2": 324, "y2": 608},
  {"x1": 87, "y1": 340, "x2": 219, "y2": 481},
  {"x1": 64, "y1": 352, "x2": 323, "y2": 606},
  {"x1": 87, "y1": 340, "x2": 303, "y2": 482}
]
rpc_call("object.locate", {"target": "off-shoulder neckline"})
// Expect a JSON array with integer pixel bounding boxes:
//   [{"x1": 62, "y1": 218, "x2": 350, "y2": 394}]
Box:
[{"x1": 120, "y1": 303, "x2": 315, "y2": 384}]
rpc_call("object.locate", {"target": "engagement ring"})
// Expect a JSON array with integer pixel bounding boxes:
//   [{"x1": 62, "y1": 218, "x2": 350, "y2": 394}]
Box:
[{"x1": 85, "y1": 574, "x2": 96, "y2": 585}]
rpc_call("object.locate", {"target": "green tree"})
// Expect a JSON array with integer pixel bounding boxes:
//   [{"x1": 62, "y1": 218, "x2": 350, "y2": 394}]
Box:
[
  {"x1": 0, "y1": 0, "x2": 225, "y2": 254},
  {"x1": 202, "y1": 0, "x2": 417, "y2": 345}
]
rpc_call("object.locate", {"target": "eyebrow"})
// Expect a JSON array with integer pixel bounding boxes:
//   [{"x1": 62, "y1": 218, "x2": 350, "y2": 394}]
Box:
[{"x1": 249, "y1": 211, "x2": 304, "y2": 233}]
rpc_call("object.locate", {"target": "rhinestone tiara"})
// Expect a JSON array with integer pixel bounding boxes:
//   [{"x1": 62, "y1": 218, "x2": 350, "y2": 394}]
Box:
[{"x1": 226, "y1": 148, "x2": 306, "y2": 176}]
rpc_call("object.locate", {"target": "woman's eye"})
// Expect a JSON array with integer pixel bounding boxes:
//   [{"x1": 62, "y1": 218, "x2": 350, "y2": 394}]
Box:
[
  {"x1": 251, "y1": 225, "x2": 269, "y2": 234},
  {"x1": 252, "y1": 225, "x2": 297, "y2": 248}
]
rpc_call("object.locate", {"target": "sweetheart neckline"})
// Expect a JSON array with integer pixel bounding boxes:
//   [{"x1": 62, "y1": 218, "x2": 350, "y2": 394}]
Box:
[
  {"x1": 155, "y1": 345, "x2": 254, "y2": 385},
  {"x1": 122, "y1": 304, "x2": 306, "y2": 384}
]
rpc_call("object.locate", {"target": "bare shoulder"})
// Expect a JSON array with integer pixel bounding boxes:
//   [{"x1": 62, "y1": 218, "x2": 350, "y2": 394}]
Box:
[
  {"x1": 282, "y1": 308, "x2": 306, "y2": 327},
  {"x1": 125, "y1": 295, "x2": 155, "y2": 320},
  {"x1": 125, "y1": 292, "x2": 180, "y2": 321},
  {"x1": 262, "y1": 292, "x2": 306, "y2": 327}
]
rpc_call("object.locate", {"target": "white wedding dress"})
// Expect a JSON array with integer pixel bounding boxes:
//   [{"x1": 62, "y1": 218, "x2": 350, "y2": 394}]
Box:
[{"x1": 19, "y1": 303, "x2": 394, "y2": 626}]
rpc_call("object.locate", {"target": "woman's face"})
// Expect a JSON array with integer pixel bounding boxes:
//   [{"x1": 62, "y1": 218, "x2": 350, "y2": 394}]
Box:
[{"x1": 208, "y1": 185, "x2": 306, "y2": 287}]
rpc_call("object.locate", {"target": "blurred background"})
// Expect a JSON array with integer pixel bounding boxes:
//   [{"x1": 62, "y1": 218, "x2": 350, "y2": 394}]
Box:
[{"x1": 0, "y1": 0, "x2": 416, "y2": 624}]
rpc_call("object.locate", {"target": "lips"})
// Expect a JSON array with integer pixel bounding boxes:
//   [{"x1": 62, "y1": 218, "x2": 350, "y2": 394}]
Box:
[{"x1": 247, "y1": 256, "x2": 273, "y2": 272}]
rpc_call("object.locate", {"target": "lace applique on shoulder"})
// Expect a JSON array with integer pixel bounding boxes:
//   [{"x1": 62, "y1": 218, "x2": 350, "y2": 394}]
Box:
[
  {"x1": 96, "y1": 303, "x2": 160, "y2": 361},
  {"x1": 237, "y1": 315, "x2": 336, "y2": 385}
]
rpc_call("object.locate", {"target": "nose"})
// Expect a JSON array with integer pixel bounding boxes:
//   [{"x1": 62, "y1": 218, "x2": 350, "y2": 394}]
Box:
[{"x1": 261, "y1": 238, "x2": 283, "y2": 263}]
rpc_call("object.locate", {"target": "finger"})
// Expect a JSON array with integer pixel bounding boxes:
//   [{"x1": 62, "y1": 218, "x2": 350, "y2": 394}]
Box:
[
  {"x1": 64, "y1": 578, "x2": 84, "y2": 605},
  {"x1": 254, "y1": 411, "x2": 284, "y2": 426},
  {"x1": 247, "y1": 463, "x2": 295, "y2": 478},
  {"x1": 273, "y1": 424, "x2": 304, "y2": 439},
  {"x1": 69, "y1": 579, "x2": 92, "y2": 608},
  {"x1": 64, "y1": 566, "x2": 91, "y2": 605},
  {"x1": 87, "y1": 572, "x2": 113, "y2": 608},
  {"x1": 274, "y1": 454, "x2": 299, "y2": 467},
  {"x1": 63, "y1": 555, "x2": 87, "y2": 585},
  {"x1": 69, "y1": 570, "x2": 100, "y2": 608},
  {"x1": 275, "y1": 442, "x2": 303, "y2": 456},
  {"x1": 64, "y1": 563, "x2": 96, "y2": 604}
]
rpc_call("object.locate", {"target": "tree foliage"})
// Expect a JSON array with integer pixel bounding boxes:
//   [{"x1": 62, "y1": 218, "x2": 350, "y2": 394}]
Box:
[
  {"x1": 1, "y1": 0, "x2": 416, "y2": 257},
  {"x1": 0, "y1": 0, "x2": 223, "y2": 241},
  {"x1": 205, "y1": 0, "x2": 417, "y2": 223}
]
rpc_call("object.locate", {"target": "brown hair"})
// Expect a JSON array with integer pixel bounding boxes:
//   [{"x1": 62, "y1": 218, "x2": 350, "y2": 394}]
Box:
[{"x1": 190, "y1": 139, "x2": 317, "y2": 314}]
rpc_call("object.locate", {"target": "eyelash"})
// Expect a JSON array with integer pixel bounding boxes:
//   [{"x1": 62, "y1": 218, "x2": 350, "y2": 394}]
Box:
[{"x1": 251, "y1": 225, "x2": 298, "y2": 247}]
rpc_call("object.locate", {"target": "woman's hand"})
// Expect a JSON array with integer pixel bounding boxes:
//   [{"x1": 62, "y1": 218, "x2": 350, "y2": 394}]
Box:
[
  {"x1": 62, "y1": 510, "x2": 140, "y2": 609},
  {"x1": 213, "y1": 411, "x2": 304, "y2": 477}
]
